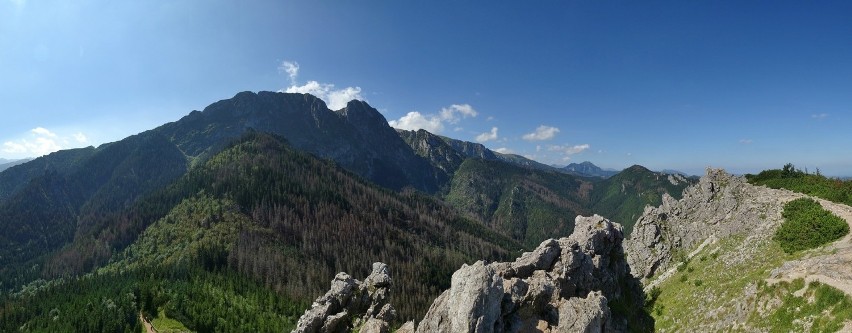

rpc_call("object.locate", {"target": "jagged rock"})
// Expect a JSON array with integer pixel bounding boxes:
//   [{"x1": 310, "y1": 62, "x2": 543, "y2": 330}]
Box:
[
  {"x1": 293, "y1": 262, "x2": 396, "y2": 333},
  {"x1": 511, "y1": 239, "x2": 561, "y2": 278},
  {"x1": 625, "y1": 168, "x2": 799, "y2": 282},
  {"x1": 416, "y1": 214, "x2": 643, "y2": 333}
]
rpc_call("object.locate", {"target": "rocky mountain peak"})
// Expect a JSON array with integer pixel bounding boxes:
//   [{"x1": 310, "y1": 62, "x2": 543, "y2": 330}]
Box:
[{"x1": 337, "y1": 100, "x2": 389, "y2": 129}]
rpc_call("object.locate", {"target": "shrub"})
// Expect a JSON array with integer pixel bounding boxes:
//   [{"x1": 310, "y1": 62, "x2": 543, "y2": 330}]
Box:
[{"x1": 774, "y1": 198, "x2": 849, "y2": 253}]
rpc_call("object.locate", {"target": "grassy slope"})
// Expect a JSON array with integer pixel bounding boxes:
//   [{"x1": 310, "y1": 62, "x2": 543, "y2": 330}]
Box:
[{"x1": 651, "y1": 175, "x2": 851, "y2": 331}]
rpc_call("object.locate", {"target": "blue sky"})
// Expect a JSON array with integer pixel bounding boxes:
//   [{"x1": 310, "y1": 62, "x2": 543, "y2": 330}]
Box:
[{"x1": 1, "y1": 1, "x2": 850, "y2": 176}]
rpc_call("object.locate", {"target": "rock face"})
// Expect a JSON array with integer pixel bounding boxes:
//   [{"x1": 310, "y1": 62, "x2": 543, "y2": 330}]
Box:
[
  {"x1": 415, "y1": 214, "x2": 643, "y2": 333},
  {"x1": 293, "y1": 262, "x2": 397, "y2": 333},
  {"x1": 625, "y1": 168, "x2": 800, "y2": 282}
]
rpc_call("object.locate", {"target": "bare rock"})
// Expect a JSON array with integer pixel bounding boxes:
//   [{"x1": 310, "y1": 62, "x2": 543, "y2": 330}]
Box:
[
  {"x1": 554, "y1": 291, "x2": 611, "y2": 333},
  {"x1": 417, "y1": 215, "x2": 641, "y2": 333},
  {"x1": 446, "y1": 261, "x2": 504, "y2": 332},
  {"x1": 293, "y1": 262, "x2": 397, "y2": 333},
  {"x1": 394, "y1": 321, "x2": 416, "y2": 333},
  {"x1": 625, "y1": 168, "x2": 798, "y2": 282},
  {"x1": 359, "y1": 317, "x2": 389, "y2": 333}
]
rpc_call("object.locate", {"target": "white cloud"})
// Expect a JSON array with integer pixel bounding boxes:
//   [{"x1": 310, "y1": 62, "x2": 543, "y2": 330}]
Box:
[
  {"x1": 439, "y1": 104, "x2": 478, "y2": 124},
  {"x1": 739, "y1": 139, "x2": 753, "y2": 144},
  {"x1": 494, "y1": 147, "x2": 513, "y2": 154},
  {"x1": 2, "y1": 141, "x2": 26, "y2": 153},
  {"x1": 284, "y1": 81, "x2": 364, "y2": 110},
  {"x1": 388, "y1": 111, "x2": 444, "y2": 133},
  {"x1": 811, "y1": 113, "x2": 829, "y2": 120},
  {"x1": 2, "y1": 127, "x2": 89, "y2": 157},
  {"x1": 522, "y1": 125, "x2": 560, "y2": 141},
  {"x1": 278, "y1": 60, "x2": 300, "y2": 84},
  {"x1": 547, "y1": 144, "x2": 590, "y2": 161},
  {"x1": 31, "y1": 127, "x2": 57, "y2": 137},
  {"x1": 388, "y1": 104, "x2": 479, "y2": 133},
  {"x1": 278, "y1": 60, "x2": 364, "y2": 110},
  {"x1": 476, "y1": 127, "x2": 499, "y2": 143}
]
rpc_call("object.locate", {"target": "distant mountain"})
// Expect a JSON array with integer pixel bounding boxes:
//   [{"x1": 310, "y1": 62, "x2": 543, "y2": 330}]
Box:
[
  {"x1": 156, "y1": 91, "x2": 442, "y2": 192},
  {"x1": 0, "y1": 158, "x2": 32, "y2": 172},
  {"x1": 396, "y1": 129, "x2": 558, "y2": 190},
  {"x1": 661, "y1": 169, "x2": 692, "y2": 177},
  {"x1": 561, "y1": 161, "x2": 619, "y2": 178},
  {"x1": 590, "y1": 165, "x2": 696, "y2": 234},
  {"x1": 396, "y1": 128, "x2": 694, "y2": 246}
]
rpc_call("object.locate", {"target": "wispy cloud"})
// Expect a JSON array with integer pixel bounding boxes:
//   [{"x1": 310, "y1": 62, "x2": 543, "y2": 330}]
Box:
[
  {"x1": 494, "y1": 147, "x2": 513, "y2": 154},
  {"x1": 278, "y1": 60, "x2": 300, "y2": 84},
  {"x1": 475, "y1": 127, "x2": 499, "y2": 143},
  {"x1": 31, "y1": 127, "x2": 57, "y2": 137},
  {"x1": 522, "y1": 125, "x2": 560, "y2": 141},
  {"x1": 739, "y1": 139, "x2": 753, "y2": 144},
  {"x1": 547, "y1": 143, "x2": 590, "y2": 161},
  {"x1": 2, "y1": 127, "x2": 87, "y2": 157},
  {"x1": 279, "y1": 60, "x2": 364, "y2": 110},
  {"x1": 811, "y1": 113, "x2": 829, "y2": 120},
  {"x1": 388, "y1": 104, "x2": 479, "y2": 133}
]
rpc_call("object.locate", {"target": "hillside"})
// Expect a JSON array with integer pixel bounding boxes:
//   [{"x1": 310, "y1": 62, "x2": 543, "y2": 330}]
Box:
[
  {"x1": 398, "y1": 129, "x2": 692, "y2": 246},
  {"x1": 591, "y1": 165, "x2": 695, "y2": 234},
  {"x1": 0, "y1": 133, "x2": 523, "y2": 331},
  {"x1": 625, "y1": 169, "x2": 852, "y2": 331},
  {"x1": 445, "y1": 158, "x2": 591, "y2": 248}
]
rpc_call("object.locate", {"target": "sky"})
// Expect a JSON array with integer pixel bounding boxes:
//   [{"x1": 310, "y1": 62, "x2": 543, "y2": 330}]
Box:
[{"x1": 1, "y1": 1, "x2": 850, "y2": 176}]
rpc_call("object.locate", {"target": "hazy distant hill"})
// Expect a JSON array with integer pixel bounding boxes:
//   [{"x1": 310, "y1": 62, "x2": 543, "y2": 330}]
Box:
[
  {"x1": 0, "y1": 158, "x2": 31, "y2": 172},
  {"x1": 561, "y1": 161, "x2": 619, "y2": 178}
]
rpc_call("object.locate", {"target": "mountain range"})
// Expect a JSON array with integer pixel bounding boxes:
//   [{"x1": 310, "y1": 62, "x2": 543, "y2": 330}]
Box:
[{"x1": 0, "y1": 91, "x2": 695, "y2": 331}]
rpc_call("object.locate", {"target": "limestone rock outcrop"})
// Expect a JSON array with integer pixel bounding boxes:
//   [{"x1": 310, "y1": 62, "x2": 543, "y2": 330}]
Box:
[
  {"x1": 415, "y1": 214, "x2": 643, "y2": 333},
  {"x1": 625, "y1": 168, "x2": 800, "y2": 282},
  {"x1": 293, "y1": 262, "x2": 397, "y2": 333}
]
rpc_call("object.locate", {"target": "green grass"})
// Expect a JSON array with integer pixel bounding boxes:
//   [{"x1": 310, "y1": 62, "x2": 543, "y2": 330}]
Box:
[
  {"x1": 751, "y1": 280, "x2": 852, "y2": 332},
  {"x1": 651, "y1": 236, "x2": 800, "y2": 331},
  {"x1": 746, "y1": 164, "x2": 852, "y2": 207},
  {"x1": 151, "y1": 307, "x2": 192, "y2": 333},
  {"x1": 775, "y1": 198, "x2": 848, "y2": 253}
]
